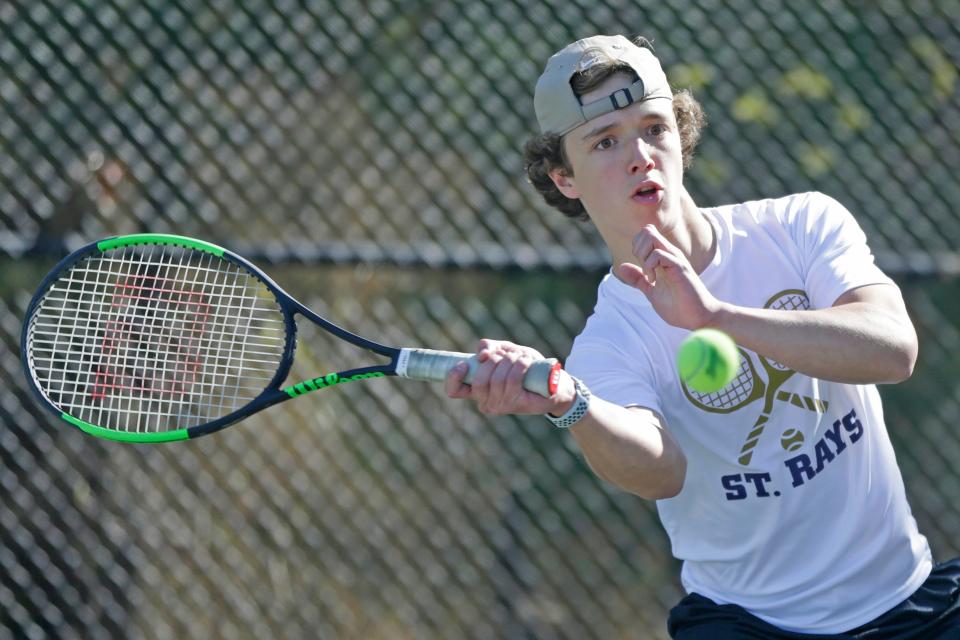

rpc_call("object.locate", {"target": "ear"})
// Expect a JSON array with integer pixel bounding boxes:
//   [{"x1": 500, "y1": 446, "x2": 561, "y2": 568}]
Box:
[{"x1": 548, "y1": 167, "x2": 581, "y2": 199}]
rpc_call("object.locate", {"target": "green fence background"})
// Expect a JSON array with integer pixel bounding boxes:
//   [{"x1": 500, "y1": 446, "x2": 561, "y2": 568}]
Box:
[{"x1": 2, "y1": 1, "x2": 958, "y2": 638}]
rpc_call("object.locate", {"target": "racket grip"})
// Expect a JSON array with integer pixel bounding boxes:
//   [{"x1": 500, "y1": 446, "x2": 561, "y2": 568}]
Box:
[{"x1": 396, "y1": 348, "x2": 562, "y2": 397}]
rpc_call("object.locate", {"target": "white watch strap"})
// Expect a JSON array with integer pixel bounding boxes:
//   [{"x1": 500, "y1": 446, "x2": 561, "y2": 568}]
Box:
[{"x1": 545, "y1": 377, "x2": 591, "y2": 429}]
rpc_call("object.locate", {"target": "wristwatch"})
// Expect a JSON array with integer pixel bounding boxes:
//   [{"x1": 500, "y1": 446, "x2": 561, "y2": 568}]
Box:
[{"x1": 545, "y1": 376, "x2": 591, "y2": 429}]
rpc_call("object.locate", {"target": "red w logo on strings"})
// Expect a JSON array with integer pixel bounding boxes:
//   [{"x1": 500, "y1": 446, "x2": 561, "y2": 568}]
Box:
[{"x1": 90, "y1": 274, "x2": 211, "y2": 400}]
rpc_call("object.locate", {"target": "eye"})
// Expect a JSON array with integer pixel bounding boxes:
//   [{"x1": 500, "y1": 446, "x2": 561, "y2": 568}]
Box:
[
  {"x1": 649, "y1": 123, "x2": 669, "y2": 137},
  {"x1": 593, "y1": 137, "x2": 616, "y2": 151}
]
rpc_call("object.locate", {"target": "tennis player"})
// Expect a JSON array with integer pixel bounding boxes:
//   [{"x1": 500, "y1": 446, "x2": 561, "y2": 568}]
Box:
[{"x1": 446, "y1": 34, "x2": 960, "y2": 638}]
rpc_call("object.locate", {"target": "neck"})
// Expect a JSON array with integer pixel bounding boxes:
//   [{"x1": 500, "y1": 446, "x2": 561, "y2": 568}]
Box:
[
  {"x1": 670, "y1": 190, "x2": 715, "y2": 273},
  {"x1": 611, "y1": 189, "x2": 716, "y2": 275}
]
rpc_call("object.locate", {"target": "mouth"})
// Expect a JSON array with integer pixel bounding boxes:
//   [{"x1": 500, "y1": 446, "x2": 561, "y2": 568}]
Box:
[{"x1": 631, "y1": 181, "x2": 663, "y2": 203}]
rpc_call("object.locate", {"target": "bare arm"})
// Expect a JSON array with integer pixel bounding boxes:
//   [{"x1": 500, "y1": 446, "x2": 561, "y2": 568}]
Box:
[
  {"x1": 710, "y1": 284, "x2": 917, "y2": 384},
  {"x1": 620, "y1": 224, "x2": 918, "y2": 385},
  {"x1": 568, "y1": 403, "x2": 685, "y2": 500},
  {"x1": 445, "y1": 340, "x2": 686, "y2": 500}
]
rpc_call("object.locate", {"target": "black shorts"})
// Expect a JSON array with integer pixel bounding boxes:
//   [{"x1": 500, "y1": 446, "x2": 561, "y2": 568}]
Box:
[{"x1": 667, "y1": 557, "x2": 960, "y2": 639}]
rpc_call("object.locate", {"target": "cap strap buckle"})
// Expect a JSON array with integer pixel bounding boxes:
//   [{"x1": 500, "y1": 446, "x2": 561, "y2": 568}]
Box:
[
  {"x1": 580, "y1": 77, "x2": 646, "y2": 122},
  {"x1": 610, "y1": 87, "x2": 635, "y2": 109}
]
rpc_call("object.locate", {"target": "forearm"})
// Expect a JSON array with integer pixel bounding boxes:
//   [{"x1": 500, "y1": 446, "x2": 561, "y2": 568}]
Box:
[
  {"x1": 708, "y1": 293, "x2": 917, "y2": 384},
  {"x1": 569, "y1": 401, "x2": 686, "y2": 500},
  {"x1": 443, "y1": 342, "x2": 687, "y2": 499}
]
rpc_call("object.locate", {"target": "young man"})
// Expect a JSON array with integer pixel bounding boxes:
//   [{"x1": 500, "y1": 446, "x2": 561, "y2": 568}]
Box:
[{"x1": 445, "y1": 34, "x2": 960, "y2": 638}]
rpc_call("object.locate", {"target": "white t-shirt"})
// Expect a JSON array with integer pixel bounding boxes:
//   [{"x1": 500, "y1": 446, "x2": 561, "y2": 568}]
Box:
[{"x1": 566, "y1": 192, "x2": 932, "y2": 634}]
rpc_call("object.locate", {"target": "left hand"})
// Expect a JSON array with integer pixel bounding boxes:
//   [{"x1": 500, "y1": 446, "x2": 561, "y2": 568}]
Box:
[{"x1": 616, "y1": 224, "x2": 721, "y2": 330}]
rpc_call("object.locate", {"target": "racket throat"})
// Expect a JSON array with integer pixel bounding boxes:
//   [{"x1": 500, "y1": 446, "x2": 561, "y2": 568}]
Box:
[{"x1": 284, "y1": 370, "x2": 387, "y2": 398}]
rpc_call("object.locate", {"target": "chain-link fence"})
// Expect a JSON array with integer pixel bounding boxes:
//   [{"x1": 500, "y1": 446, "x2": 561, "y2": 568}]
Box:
[{"x1": 2, "y1": 1, "x2": 958, "y2": 638}]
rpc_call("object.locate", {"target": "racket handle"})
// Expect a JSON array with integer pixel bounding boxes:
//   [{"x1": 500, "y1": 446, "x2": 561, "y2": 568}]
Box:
[{"x1": 396, "y1": 348, "x2": 562, "y2": 397}]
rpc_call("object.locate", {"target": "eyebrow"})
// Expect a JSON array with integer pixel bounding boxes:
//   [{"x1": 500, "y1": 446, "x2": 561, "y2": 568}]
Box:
[
  {"x1": 579, "y1": 109, "x2": 671, "y2": 143},
  {"x1": 580, "y1": 123, "x2": 616, "y2": 143}
]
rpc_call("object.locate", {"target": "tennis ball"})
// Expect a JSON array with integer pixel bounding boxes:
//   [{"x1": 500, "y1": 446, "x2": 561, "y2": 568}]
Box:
[
  {"x1": 781, "y1": 428, "x2": 805, "y2": 452},
  {"x1": 677, "y1": 329, "x2": 740, "y2": 393}
]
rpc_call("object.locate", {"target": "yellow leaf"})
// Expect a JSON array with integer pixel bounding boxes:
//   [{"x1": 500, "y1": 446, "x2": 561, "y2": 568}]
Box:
[
  {"x1": 779, "y1": 66, "x2": 833, "y2": 100},
  {"x1": 732, "y1": 89, "x2": 779, "y2": 125}
]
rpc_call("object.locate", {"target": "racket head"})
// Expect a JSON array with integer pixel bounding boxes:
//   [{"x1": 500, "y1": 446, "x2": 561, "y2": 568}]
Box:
[{"x1": 21, "y1": 234, "x2": 297, "y2": 442}]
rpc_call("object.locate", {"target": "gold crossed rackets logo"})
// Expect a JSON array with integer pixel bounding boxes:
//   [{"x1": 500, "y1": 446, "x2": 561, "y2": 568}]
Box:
[{"x1": 680, "y1": 289, "x2": 828, "y2": 466}]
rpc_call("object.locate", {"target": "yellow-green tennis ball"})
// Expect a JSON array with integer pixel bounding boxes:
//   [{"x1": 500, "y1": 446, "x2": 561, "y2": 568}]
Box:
[
  {"x1": 677, "y1": 329, "x2": 740, "y2": 393},
  {"x1": 781, "y1": 428, "x2": 805, "y2": 452}
]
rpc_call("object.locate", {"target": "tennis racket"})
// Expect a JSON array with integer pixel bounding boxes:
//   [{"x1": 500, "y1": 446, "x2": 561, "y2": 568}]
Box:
[{"x1": 21, "y1": 233, "x2": 562, "y2": 443}]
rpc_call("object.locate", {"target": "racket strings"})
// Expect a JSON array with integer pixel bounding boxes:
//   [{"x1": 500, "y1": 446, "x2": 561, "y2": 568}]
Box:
[{"x1": 27, "y1": 245, "x2": 287, "y2": 433}]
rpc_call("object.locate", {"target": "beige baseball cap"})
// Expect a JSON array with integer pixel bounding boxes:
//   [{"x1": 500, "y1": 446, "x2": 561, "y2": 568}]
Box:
[{"x1": 534, "y1": 35, "x2": 673, "y2": 136}]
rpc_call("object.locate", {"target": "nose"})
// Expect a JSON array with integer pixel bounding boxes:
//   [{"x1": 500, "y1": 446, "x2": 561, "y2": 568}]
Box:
[{"x1": 628, "y1": 139, "x2": 655, "y2": 174}]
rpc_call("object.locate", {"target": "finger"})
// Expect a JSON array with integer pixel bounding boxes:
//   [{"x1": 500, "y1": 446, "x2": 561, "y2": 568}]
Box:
[
  {"x1": 644, "y1": 248, "x2": 683, "y2": 275},
  {"x1": 640, "y1": 223, "x2": 674, "y2": 246},
  {"x1": 631, "y1": 229, "x2": 655, "y2": 264},
  {"x1": 489, "y1": 356, "x2": 542, "y2": 414},
  {"x1": 635, "y1": 224, "x2": 683, "y2": 260},
  {"x1": 477, "y1": 339, "x2": 513, "y2": 367},
  {"x1": 444, "y1": 361, "x2": 473, "y2": 398},
  {"x1": 477, "y1": 338, "x2": 495, "y2": 360},
  {"x1": 470, "y1": 350, "x2": 502, "y2": 408},
  {"x1": 467, "y1": 340, "x2": 548, "y2": 413},
  {"x1": 505, "y1": 358, "x2": 530, "y2": 402},
  {"x1": 485, "y1": 351, "x2": 522, "y2": 409},
  {"x1": 617, "y1": 262, "x2": 652, "y2": 292}
]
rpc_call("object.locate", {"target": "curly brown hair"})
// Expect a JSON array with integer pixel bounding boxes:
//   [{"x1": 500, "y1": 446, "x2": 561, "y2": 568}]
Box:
[{"x1": 523, "y1": 41, "x2": 707, "y2": 221}]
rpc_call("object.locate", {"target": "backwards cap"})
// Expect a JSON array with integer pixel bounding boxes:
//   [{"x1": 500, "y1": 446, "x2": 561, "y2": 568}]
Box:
[{"x1": 534, "y1": 35, "x2": 672, "y2": 136}]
